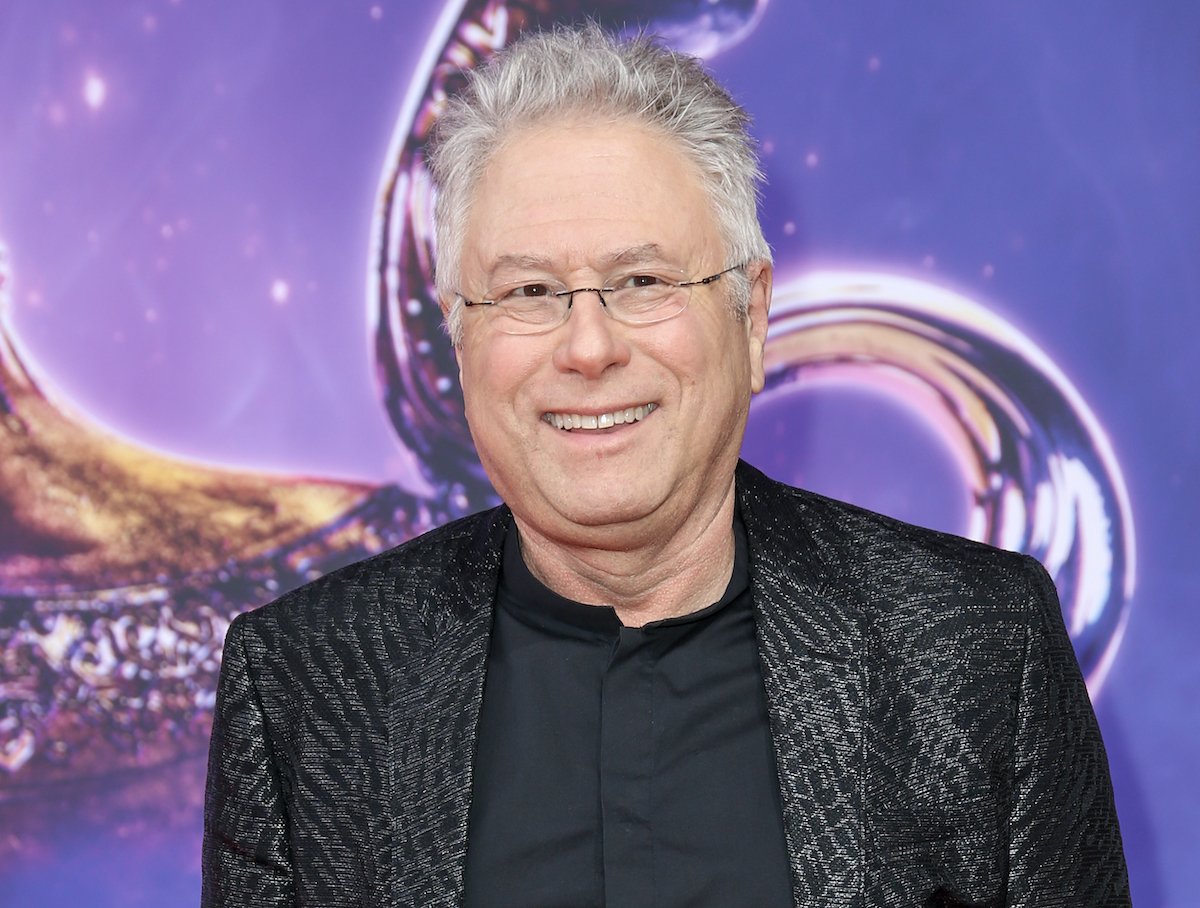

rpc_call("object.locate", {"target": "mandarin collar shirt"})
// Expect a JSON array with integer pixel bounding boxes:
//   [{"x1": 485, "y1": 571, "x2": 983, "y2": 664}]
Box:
[{"x1": 462, "y1": 518, "x2": 795, "y2": 907}]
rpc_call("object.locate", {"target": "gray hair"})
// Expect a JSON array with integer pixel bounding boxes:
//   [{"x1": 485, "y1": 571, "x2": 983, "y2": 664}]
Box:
[{"x1": 427, "y1": 22, "x2": 771, "y2": 343}]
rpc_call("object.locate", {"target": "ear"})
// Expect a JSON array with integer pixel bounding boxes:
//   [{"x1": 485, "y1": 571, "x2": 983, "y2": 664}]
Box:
[
  {"x1": 436, "y1": 297, "x2": 465, "y2": 385},
  {"x1": 744, "y1": 261, "x2": 772, "y2": 394},
  {"x1": 437, "y1": 293, "x2": 455, "y2": 329}
]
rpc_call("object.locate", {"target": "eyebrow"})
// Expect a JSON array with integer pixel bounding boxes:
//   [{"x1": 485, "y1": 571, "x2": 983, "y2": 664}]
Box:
[
  {"x1": 487, "y1": 244, "x2": 673, "y2": 279},
  {"x1": 600, "y1": 244, "x2": 669, "y2": 268},
  {"x1": 489, "y1": 253, "x2": 558, "y2": 273}
]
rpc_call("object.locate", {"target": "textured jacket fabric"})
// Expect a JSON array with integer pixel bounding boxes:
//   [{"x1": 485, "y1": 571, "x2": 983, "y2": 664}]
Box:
[{"x1": 202, "y1": 461, "x2": 1130, "y2": 907}]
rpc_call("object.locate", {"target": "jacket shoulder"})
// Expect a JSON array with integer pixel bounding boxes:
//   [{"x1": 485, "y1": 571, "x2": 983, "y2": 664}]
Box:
[
  {"x1": 737, "y1": 459, "x2": 1045, "y2": 623},
  {"x1": 229, "y1": 504, "x2": 508, "y2": 647}
]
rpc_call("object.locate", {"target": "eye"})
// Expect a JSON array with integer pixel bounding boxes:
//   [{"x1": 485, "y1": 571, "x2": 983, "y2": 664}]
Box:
[
  {"x1": 503, "y1": 282, "x2": 555, "y2": 300},
  {"x1": 618, "y1": 273, "x2": 670, "y2": 289}
]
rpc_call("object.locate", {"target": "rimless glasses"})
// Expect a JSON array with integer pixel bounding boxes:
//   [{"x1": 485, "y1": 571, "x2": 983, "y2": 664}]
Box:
[{"x1": 458, "y1": 263, "x2": 745, "y2": 336}]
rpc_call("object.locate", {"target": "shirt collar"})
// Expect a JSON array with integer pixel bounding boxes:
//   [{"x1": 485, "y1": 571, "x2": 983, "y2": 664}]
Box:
[{"x1": 497, "y1": 514, "x2": 750, "y2": 640}]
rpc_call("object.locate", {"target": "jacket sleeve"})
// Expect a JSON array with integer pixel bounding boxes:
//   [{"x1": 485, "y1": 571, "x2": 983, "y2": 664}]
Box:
[
  {"x1": 201, "y1": 613, "x2": 295, "y2": 907},
  {"x1": 1006, "y1": 556, "x2": 1131, "y2": 906}
]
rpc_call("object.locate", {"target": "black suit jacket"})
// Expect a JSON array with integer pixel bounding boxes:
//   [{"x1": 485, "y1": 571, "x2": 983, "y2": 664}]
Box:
[{"x1": 202, "y1": 462, "x2": 1130, "y2": 906}]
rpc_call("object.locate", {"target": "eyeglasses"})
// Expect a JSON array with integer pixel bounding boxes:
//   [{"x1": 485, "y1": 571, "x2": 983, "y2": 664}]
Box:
[{"x1": 458, "y1": 263, "x2": 745, "y2": 335}]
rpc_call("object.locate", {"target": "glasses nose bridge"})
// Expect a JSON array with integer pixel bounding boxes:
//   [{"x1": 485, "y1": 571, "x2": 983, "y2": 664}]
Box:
[{"x1": 560, "y1": 286, "x2": 613, "y2": 321}]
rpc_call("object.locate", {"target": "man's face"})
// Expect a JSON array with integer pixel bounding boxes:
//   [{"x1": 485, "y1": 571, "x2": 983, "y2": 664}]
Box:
[{"x1": 450, "y1": 119, "x2": 770, "y2": 547}]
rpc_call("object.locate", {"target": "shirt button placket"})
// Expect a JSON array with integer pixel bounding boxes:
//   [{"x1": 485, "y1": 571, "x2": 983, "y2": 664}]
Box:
[{"x1": 599, "y1": 627, "x2": 656, "y2": 905}]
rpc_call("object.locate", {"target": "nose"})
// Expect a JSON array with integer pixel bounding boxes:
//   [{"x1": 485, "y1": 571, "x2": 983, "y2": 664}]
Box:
[{"x1": 551, "y1": 290, "x2": 631, "y2": 378}]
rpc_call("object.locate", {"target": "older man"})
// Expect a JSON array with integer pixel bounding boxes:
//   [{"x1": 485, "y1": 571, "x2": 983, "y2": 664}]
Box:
[{"x1": 202, "y1": 24, "x2": 1129, "y2": 908}]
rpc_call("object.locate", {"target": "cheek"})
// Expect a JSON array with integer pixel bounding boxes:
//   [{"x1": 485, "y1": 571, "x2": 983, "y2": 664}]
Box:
[
  {"x1": 460, "y1": 336, "x2": 548, "y2": 409},
  {"x1": 655, "y1": 319, "x2": 744, "y2": 387},
  {"x1": 684, "y1": 335, "x2": 755, "y2": 421}
]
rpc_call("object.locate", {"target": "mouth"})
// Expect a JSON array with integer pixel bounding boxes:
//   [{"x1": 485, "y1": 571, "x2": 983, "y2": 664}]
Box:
[{"x1": 542, "y1": 402, "x2": 658, "y2": 432}]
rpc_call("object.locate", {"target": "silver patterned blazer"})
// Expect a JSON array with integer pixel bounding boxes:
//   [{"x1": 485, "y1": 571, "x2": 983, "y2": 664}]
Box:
[{"x1": 202, "y1": 461, "x2": 1130, "y2": 907}]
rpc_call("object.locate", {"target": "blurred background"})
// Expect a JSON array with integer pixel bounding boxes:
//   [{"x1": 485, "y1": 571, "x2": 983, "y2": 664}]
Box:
[{"x1": 0, "y1": 1, "x2": 1196, "y2": 904}]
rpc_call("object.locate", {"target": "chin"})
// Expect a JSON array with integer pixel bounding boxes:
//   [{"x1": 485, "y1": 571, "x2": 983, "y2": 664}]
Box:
[{"x1": 545, "y1": 482, "x2": 666, "y2": 532}]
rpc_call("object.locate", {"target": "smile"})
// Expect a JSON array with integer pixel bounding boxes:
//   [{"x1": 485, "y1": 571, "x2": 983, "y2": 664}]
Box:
[{"x1": 542, "y1": 402, "x2": 658, "y2": 431}]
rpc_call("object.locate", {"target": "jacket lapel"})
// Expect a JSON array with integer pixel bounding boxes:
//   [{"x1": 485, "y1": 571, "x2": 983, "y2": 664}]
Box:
[
  {"x1": 387, "y1": 507, "x2": 508, "y2": 907},
  {"x1": 738, "y1": 462, "x2": 866, "y2": 907}
]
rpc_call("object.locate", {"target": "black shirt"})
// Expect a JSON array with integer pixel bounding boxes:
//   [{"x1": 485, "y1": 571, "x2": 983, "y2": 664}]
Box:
[{"x1": 462, "y1": 519, "x2": 794, "y2": 907}]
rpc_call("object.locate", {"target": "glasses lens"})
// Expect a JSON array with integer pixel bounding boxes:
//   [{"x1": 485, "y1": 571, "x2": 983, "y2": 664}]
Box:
[
  {"x1": 486, "y1": 282, "x2": 567, "y2": 334},
  {"x1": 607, "y1": 279, "x2": 689, "y2": 324}
]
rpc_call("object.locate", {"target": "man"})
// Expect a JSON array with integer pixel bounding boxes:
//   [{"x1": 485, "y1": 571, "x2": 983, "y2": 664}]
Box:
[{"x1": 202, "y1": 24, "x2": 1130, "y2": 907}]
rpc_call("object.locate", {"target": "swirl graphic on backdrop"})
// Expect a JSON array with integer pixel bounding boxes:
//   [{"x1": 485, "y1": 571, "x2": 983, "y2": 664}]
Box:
[
  {"x1": 760, "y1": 273, "x2": 1134, "y2": 688},
  {"x1": 371, "y1": 0, "x2": 1134, "y2": 686}
]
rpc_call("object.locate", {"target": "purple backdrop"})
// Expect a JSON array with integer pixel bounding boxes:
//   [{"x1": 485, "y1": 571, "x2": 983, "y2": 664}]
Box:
[{"x1": 0, "y1": 1, "x2": 1196, "y2": 905}]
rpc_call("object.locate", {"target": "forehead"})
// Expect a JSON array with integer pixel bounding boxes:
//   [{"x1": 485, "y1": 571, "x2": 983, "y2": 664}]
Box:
[{"x1": 461, "y1": 119, "x2": 722, "y2": 278}]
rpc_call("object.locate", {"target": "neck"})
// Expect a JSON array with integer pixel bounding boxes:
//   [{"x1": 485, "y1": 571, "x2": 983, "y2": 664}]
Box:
[{"x1": 512, "y1": 478, "x2": 738, "y2": 627}]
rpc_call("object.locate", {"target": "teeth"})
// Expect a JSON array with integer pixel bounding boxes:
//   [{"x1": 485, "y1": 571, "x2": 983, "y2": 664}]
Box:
[{"x1": 543, "y1": 402, "x2": 657, "y2": 431}]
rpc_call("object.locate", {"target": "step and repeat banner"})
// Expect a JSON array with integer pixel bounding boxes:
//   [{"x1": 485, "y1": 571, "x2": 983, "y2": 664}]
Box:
[{"x1": 0, "y1": 1, "x2": 1195, "y2": 905}]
